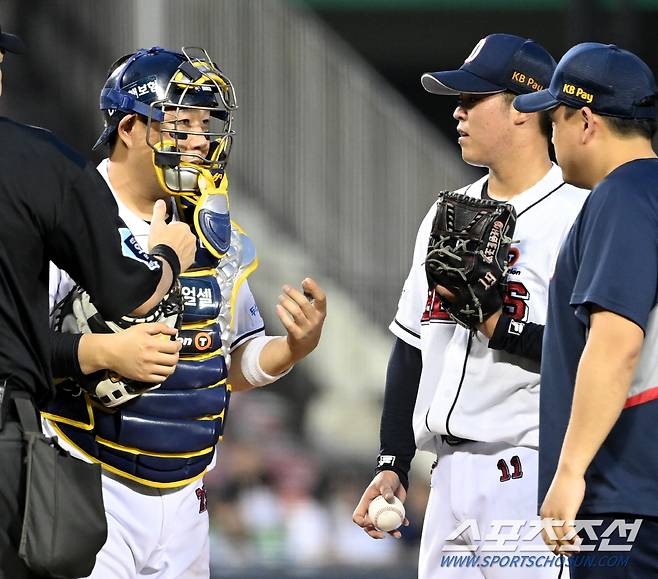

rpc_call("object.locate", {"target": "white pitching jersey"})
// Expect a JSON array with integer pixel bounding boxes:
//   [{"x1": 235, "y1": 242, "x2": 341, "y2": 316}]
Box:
[{"x1": 391, "y1": 164, "x2": 588, "y2": 453}]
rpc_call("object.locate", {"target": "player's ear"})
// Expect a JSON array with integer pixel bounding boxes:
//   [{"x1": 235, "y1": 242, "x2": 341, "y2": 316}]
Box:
[
  {"x1": 116, "y1": 114, "x2": 138, "y2": 149},
  {"x1": 511, "y1": 108, "x2": 532, "y2": 127},
  {"x1": 580, "y1": 107, "x2": 597, "y2": 144}
]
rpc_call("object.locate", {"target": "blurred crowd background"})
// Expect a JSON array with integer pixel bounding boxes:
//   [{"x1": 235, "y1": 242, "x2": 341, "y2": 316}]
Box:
[{"x1": 2, "y1": 1, "x2": 656, "y2": 577}]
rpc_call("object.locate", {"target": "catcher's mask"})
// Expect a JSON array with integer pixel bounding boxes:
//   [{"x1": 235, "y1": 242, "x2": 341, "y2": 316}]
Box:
[{"x1": 93, "y1": 46, "x2": 237, "y2": 197}]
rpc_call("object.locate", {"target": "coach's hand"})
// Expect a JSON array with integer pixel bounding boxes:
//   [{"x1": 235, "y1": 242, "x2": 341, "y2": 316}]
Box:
[
  {"x1": 539, "y1": 468, "x2": 586, "y2": 555},
  {"x1": 353, "y1": 471, "x2": 409, "y2": 539},
  {"x1": 148, "y1": 199, "x2": 197, "y2": 273}
]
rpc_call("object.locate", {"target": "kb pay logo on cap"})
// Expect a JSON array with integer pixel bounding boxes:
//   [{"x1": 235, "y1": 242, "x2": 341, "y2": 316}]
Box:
[
  {"x1": 511, "y1": 71, "x2": 544, "y2": 92},
  {"x1": 563, "y1": 83, "x2": 594, "y2": 104}
]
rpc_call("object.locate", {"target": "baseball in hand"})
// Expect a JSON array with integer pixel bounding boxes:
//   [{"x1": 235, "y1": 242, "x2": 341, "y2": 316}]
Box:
[{"x1": 368, "y1": 495, "x2": 405, "y2": 532}]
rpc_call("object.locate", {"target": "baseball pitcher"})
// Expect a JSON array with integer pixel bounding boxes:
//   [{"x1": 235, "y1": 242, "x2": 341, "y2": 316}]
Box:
[{"x1": 353, "y1": 34, "x2": 587, "y2": 579}]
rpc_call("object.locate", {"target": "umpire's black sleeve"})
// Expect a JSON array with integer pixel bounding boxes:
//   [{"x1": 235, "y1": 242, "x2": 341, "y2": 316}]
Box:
[
  {"x1": 50, "y1": 331, "x2": 83, "y2": 379},
  {"x1": 375, "y1": 337, "x2": 422, "y2": 491},
  {"x1": 47, "y1": 162, "x2": 164, "y2": 320},
  {"x1": 487, "y1": 314, "x2": 544, "y2": 363}
]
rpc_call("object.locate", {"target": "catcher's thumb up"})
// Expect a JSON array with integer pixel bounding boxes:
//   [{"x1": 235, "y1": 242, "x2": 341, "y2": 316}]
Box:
[
  {"x1": 148, "y1": 200, "x2": 197, "y2": 273},
  {"x1": 150, "y1": 199, "x2": 167, "y2": 228}
]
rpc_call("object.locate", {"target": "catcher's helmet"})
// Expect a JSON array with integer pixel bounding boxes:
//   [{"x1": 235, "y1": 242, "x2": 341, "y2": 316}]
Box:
[{"x1": 93, "y1": 46, "x2": 237, "y2": 192}]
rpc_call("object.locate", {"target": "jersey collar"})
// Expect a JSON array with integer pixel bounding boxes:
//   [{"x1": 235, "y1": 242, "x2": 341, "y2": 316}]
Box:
[{"x1": 462, "y1": 164, "x2": 564, "y2": 214}]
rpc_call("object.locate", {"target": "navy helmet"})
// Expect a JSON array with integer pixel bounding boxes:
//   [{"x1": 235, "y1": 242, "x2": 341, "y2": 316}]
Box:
[{"x1": 93, "y1": 46, "x2": 237, "y2": 192}]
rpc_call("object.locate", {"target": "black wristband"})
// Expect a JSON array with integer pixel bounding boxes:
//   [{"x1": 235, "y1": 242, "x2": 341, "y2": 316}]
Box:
[
  {"x1": 150, "y1": 244, "x2": 181, "y2": 280},
  {"x1": 488, "y1": 314, "x2": 544, "y2": 363},
  {"x1": 375, "y1": 454, "x2": 410, "y2": 491},
  {"x1": 50, "y1": 331, "x2": 83, "y2": 379},
  {"x1": 489, "y1": 313, "x2": 514, "y2": 349}
]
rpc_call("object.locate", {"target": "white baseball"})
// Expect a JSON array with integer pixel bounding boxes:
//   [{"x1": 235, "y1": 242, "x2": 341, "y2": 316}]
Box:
[{"x1": 368, "y1": 495, "x2": 405, "y2": 532}]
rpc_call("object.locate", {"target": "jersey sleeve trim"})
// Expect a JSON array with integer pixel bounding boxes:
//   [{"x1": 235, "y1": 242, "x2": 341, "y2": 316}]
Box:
[
  {"x1": 571, "y1": 293, "x2": 649, "y2": 333},
  {"x1": 230, "y1": 325, "x2": 266, "y2": 351},
  {"x1": 389, "y1": 319, "x2": 421, "y2": 349},
  {"x1": 624, "y1": 385, "x2": 658, "y2": 409}
]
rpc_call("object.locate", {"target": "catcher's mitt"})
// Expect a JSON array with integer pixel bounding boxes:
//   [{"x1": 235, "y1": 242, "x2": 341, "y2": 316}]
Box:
[
  {"x1": 425, "y1": 191, "x2": 516, "y2": 329},
  {"x1": 53, "y1": 283, "x2": 183, "y2": 407}
]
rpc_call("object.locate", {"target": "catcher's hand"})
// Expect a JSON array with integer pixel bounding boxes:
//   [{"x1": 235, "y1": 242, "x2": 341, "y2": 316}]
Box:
[{"x1": 425, "y1": 191, "x2": 516, "y2": 329}]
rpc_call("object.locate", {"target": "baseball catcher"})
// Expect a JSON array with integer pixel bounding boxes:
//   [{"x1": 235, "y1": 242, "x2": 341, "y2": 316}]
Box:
[
  {"x1": 425, "y1": 191, "x2": 517, "y2": 329},
  {"x1": 44, "y1": 45, "x2": 326, "y2": 579}
]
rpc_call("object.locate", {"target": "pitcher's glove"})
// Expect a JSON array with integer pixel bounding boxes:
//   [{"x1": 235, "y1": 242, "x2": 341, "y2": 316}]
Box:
[
  {"x1": 425, "y1": 191, "x2": 516, "y2": 329},
  {"x1": 53, "y1": 283, "x2": 183, "y2": 407}
]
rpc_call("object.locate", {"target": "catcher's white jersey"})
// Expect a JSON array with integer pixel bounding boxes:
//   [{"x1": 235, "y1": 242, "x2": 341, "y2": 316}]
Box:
[
  {"x1": 49, "y1": 159, "x2": 265, "y2": 351},
  {"x1": 391, "y1": 164, "x2": 588, "y2": 453}
]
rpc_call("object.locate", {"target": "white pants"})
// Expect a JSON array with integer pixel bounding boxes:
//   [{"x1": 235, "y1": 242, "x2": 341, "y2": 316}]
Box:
[
  {"x1": 418, "y1": 442, "x2": 561, "y2": 579},
  {"x1": 82, "y1": 472, "x2": 210, "y2": 579}
]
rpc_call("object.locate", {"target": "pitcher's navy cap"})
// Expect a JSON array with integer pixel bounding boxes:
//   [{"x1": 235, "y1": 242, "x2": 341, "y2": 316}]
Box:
[
  {"x1": 0, "y1": 24, "x2": 24, "y2": 54},
  {"x1": 421, "y1": 34, "x2": 556, "y2": 96},
  {"x1": 514, "y1": 43, "x2": 658, "y2": 119}
]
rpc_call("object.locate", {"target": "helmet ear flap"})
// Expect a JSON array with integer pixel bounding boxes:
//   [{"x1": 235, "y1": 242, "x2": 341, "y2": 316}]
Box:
[{"x1": 93, "y1": 110, "x2": 130, "y2": 152}]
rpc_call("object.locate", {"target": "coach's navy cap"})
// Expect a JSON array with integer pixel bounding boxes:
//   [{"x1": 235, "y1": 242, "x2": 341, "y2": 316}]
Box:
[
  {"x1": 0, "y1": 25, "x2": 24, "y2": 54},
  {"x1": 421, "y1": 33, "x2": 556, "y2": 96},
  {"x1": 514, "y1": 43, "x2": 658, "y2": 119}
]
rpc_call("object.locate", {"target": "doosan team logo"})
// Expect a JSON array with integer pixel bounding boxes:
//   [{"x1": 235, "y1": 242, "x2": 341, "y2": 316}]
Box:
[
  {"x1": 464, "y1": 38, "x2": 487, "y2": 63},
  {"x1": 119, "y1": 228, "x2": 161, "y2": 271}
]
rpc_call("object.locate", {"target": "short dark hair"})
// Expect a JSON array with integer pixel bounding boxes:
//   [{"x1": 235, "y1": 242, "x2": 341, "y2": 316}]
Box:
[
  {"x1": 108, "y1": 128, "x2": 120, "y2": 151},
  {"x1": 503, "y1": 92, "x2": 551, "y2": 139},
  {"x1": 604, "y1": 116, "x2": 657, "y2": 139},
  {"x1": 562, "y1": 105, "x2": 656, "y2": 139},
  {"x1": 562, "y1": 106, "x2": 578, "y2": 121}
]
